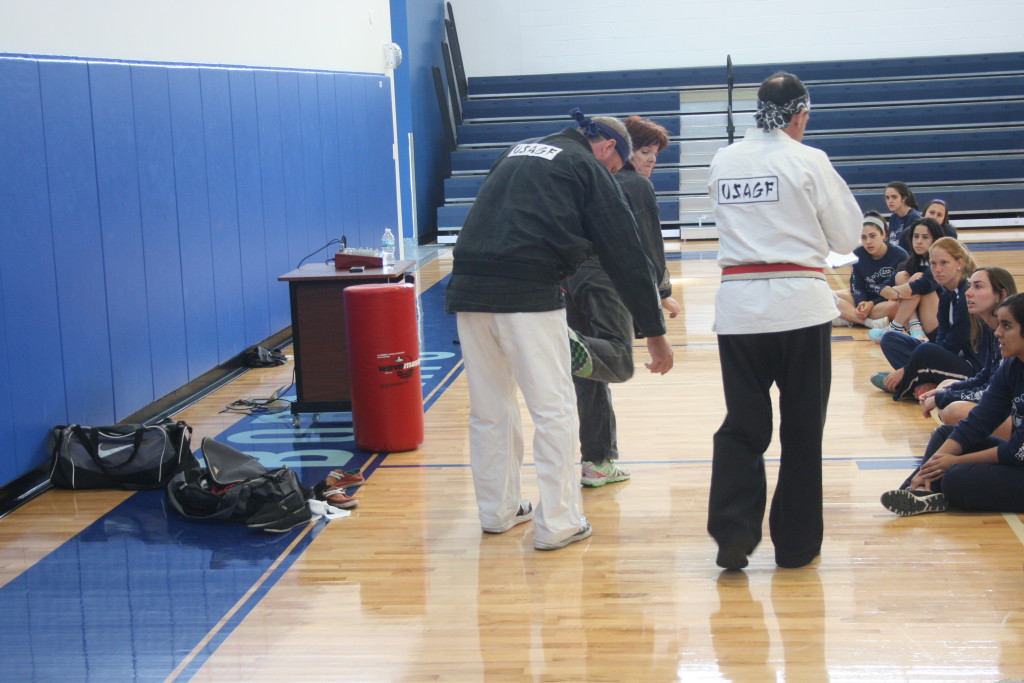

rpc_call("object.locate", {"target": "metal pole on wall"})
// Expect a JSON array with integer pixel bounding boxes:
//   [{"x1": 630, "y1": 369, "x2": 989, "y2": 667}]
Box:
[
  {"x1": 385, "y1": 42, "x2": 405, "y2": 260},
  {"x1": 408, "y1": 132, "x2": 418, "y2": 244}
]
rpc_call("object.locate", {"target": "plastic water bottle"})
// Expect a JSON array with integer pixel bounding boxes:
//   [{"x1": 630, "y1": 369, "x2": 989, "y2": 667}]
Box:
[{"x1": 381, "y1": 228, "x2": 395, "y2": 266}]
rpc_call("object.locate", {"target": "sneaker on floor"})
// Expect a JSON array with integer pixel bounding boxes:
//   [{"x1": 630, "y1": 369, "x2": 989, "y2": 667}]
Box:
[
  {"x1": 534, "y1": 517, "x2": 592, "y2": 550},
  {"x1": 581, "y1": 460, "x2": 631, "y2": 487},
  {"x1": 864, "y1": 317, "x2": 889, "y2": 329},
  {"x1": 870, "y1": 371, "x2": 891, "y2": 391},
  {"x1": 832, "y1": 317, "x2": 854, "y2": 327},
  {"x1": 880, "y1": 488, "x2": 948, "y2": 516},
  {"x1": 325, "y1": 468, "x2": 365, "y2": 490},
  {"x1": 482, "y1": 500, "x2": 534, "y2": 534},
  {"x1": 910, "y1": 329, "x2": 928, "y2": 341},
  {"x1": 568, "y1": 328, "x2": 593, "y2": 378},
  {"x1": 323, "y1": 489, "x2": 359, "y2": 509},
  {"x1": 867, "y1": 328, "x2": 888, "y2": 342}
]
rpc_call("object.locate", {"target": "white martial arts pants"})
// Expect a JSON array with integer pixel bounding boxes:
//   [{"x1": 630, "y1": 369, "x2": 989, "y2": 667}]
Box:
[{"x1": 456, "y1": 310, "x2": 584, "y2": 546}]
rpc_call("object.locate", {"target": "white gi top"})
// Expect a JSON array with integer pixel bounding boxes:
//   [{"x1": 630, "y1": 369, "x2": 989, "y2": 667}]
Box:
[{"x1": 708, "y1": 128, "x2": 862, "y2": 335}]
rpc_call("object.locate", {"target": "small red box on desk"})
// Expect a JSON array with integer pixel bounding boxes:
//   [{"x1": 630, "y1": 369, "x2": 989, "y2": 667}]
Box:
[{"x1": 334, "y1": 253, "x2": 383, "y2": 269}]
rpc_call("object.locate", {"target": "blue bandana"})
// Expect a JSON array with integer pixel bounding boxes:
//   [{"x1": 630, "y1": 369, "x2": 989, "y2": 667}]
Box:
[{"x1": 568, "y1": 107, "x2": 630, "y2": 165}]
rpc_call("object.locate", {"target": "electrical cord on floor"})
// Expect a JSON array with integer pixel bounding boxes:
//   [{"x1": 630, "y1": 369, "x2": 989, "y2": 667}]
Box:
[{"x1": 221, "y1": 373, "x2": 296, "y2": 416}]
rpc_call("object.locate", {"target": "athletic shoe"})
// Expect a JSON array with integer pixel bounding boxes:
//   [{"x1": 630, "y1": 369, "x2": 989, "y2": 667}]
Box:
[
  {"x1": 568, "y1": 328, "x2": 593, "y2": 378},
  {"x1": 247, "y1": 491, "x2": 307, "y2": 528},
  {"x1": 870, "y1": 372, "x2": 891, "y2": 391},
  {"x1": 867, "y1": 328, "x2": 888, "y2": 342},
  {"x1": 325, "y1": 468, "x2": 365, "y2": 490},
  {"x1": 832, "y1": 317, "x2": 853, "y2": 327},
  {"x1": 864, "y1": 317, "x2": 889, "y2": 329},
  {"x1": 482, "y1": 500, "x2": 534, "y2": 534},
  {"x1": 534, "y1": 517, "x2": 592, "y2": 550},
  {"x1": 323, "y1": 489, "x2": 359, "y2": 509},
  {"x1": 910, "y1": 329, "x2": 928, "y2": 341},
  {"x1": 261, "y1": 506, "x2": 313, "y2": 533},
  {"x1": 581, "y1": 460, "x2": 631, "y2": 487},
  {"x1": 880, "y1": 488, "x2": 948, "y2": 516}
]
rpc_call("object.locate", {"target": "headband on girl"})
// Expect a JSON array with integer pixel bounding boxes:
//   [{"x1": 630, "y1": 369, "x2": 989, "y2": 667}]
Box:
[
  {"x1": 569, "y1": 107, "x2": 631, "y2": 165},
  {"x1": 863, "y1": 215, "x2": 886, "y2": 231},
  {"x1": 754, "y1": 94, "x2": 810, "y2": 132}
]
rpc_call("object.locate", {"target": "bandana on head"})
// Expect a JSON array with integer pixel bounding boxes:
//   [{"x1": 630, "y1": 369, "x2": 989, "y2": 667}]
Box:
[
  {"x1": 754, "y1": 94, "x2": 810, "y2": 132},
  {"x1": 568, "y1": 107, "x2": 630, "y2": 165}
]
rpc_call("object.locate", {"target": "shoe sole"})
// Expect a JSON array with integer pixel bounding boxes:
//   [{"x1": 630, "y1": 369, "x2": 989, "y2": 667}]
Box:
[
  {"x1": 581, "y1": 473, "x2": 630, "y2": 487},
  {"x1": 482, "y1": 506, "x2": 534, "y2": 534},
  {"x1": 880, "y1": 489, "x2": 948, "y2": 516},
  {"x1": 535, "y1": 522, "x2": 592, "y2": 550}
]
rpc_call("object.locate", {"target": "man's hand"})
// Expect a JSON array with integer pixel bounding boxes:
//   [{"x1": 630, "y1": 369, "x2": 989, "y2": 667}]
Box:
[
  {"x1": 644, "y1": 335, "x2": 674, "y2": 375},
  {"x1": 662, "y1": 297, "x2": 681, "y2": 319}
]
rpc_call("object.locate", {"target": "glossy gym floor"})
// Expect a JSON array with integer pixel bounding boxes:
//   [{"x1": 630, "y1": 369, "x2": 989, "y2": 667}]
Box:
[{"x1": 3, "y1": 236, "x2": 1024, "y2": 682}]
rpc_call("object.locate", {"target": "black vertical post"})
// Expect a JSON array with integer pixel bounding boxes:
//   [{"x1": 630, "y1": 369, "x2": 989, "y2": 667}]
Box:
[
  {"x1": 432, "y1": 65, "x2": 457, "y2": 152},
  {"x1": 446, "y1": 2, "x2": 468, "y2": 100},
  {"x1": 726, "y1": 55, "x2": 735, "y2": 145},
  {"x1": 442, "y1": 42, "x2": 463, "y2": 125}
]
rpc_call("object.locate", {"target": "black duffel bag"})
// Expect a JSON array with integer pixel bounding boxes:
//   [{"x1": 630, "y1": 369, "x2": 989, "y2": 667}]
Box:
[{"x1": 48, "y1": 420, "x2": 194, "y2": 490}]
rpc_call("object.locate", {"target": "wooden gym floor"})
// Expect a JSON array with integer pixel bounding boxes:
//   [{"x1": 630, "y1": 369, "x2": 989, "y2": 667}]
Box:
[{"x1": 4, "y1": 233, "x2": 1024, "y2": 682}]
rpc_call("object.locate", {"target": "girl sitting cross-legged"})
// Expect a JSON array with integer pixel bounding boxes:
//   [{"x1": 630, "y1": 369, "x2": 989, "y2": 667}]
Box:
[
  {"x1": 832, "y1": 211, "x2": 906, "y2": 329},
  {"x1": 881, "y1": 292, "x2": 1024, "y2": 516}
]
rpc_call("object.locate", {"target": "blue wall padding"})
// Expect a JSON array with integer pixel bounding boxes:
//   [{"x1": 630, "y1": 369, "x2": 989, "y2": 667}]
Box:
[{"x1": 0, "y1": 55, "x2": 398, "y2": 486}]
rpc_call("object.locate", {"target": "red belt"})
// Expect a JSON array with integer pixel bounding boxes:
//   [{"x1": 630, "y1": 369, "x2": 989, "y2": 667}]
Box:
[{"x1": 721, "y1": 263, "x2": 825, "y2": 282}]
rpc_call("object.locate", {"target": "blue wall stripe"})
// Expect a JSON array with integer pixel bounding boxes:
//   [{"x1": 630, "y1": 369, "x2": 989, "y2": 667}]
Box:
[
  {"x1": 227, "y1": 69, "x2": 273, "y2": 344},
  {"x1": 89, "y1": 62, "x2": 157, "y2": 418},
  {"x1": 168, "y1": 67, "x2": 219, "y2": 379},
  {"x1": 317, "y1": 73, "x2": 344, "y2": 249},
  {"x1": 297, "y1": 71, "x2": 328, "y2": 255},
  {"x1": 132, "y1": 63, "x2": 191, "y2": 401},
  {"x1": 200, "y1": 67, "x2": 247, "y2": 365},
  {"x1": 277, "y1": 72, "x2": 308, "y2": 271}
]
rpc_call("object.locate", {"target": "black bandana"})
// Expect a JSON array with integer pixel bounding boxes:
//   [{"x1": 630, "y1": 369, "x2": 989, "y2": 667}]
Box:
[
  {"x1": 568, "y1": 107, "x2": 630, "y2": 165},
  {"x1": 754, "y1": 94, "x2": 810, "y2": 132}
]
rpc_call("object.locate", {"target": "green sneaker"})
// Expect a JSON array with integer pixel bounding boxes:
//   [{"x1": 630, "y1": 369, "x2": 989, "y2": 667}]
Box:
[
  {"x1": 870, "y1": 372, "x2": 891, "y2": 392},
  {"x1": 581, "y1": 460, "x2": 630, "y2": 487},
  {"x1": 568, "y1": 328, "x2": 593, "y2": 378}
]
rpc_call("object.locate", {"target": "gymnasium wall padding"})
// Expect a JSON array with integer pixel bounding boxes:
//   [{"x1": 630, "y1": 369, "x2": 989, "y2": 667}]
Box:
[{"x1": 0, "y1": 55, "x2": 399, "y2": 487}]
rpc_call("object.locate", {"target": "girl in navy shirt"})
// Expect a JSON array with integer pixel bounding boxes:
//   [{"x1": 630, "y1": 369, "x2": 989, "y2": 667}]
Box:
[
  {"x1": 881, "y1": 291, "x2": 1024, "y2": 515},
  {"x1": 919, "y1": 266, "x2": 1016, "y2": 437},
  {"x1": 884, "y1": 181, "x2": 922, "y2": 249},
  {"x1": 834, "y1": 211, "x2": 907, "y2": 327},
  {"x1": 923, "y1": 198, "x2": 957, "y2": 239},
  {"x1": 872, "y1": 238, "x2": 981, "y2": 400}
]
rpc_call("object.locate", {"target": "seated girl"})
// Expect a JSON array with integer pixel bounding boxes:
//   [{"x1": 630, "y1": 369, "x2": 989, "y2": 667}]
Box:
[
  {"x1": 869, "y1": 217, "x2": 947, "y2": 341},
  {"x1": 884, "y1": 181, "x2": 922, "y2": 249},
  {"x1": 833, "y1": 211, "x2": 907, "y2": 328},
  {"x1": 919, "y1": 266, "x2": 1016, "y2": 438},
  {"x1": 871, "y1": 238, "x2": 983, "y2": 400},
  {"x1": 922, "y1": 198, "x2": 957, "y2": 240},
  {"x1": 880, "y1": 292, "x2": 1024, "y2": 516}
]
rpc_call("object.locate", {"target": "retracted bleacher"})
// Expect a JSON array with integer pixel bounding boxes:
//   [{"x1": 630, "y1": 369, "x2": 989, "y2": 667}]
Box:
[{"x1": 437, "y1": 51, "x2": 1023, "y2": 243}]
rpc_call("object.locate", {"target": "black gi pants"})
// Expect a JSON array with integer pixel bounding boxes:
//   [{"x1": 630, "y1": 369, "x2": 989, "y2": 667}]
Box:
[
  {"x1": 708, "y1": 322, "x2": 831, "y2": 568},
  {"x1": 564, "y1": 264, "x2": 635, "y2": 464},
  {"x1": 901, "y1": 424, "x2": 1024, "y2": 511}
]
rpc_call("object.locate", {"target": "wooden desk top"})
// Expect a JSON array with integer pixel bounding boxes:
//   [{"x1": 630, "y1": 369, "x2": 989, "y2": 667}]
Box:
[{"x1": 278, "y1": 260, "x2": 415, "y2": 282}]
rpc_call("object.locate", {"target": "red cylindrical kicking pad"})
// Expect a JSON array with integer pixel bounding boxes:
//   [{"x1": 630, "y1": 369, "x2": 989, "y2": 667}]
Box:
[{"x1": 343, "y1": 283, "x2": 424, "y2": 452}]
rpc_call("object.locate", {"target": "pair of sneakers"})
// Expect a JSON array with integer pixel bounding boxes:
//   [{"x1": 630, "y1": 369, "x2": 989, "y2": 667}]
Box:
[
  {"x1": 247, "y1": 491, "x2": 312, "y2": 533},
  {"x1": 880, "y1": 488, "x2": 948, "y2": 516},
  {"x1": 312, "y1": 468, "x2": 364, "y2": 510},
  {"x1": 481, "y1": 502, "x2": 592, "y2": 551}
]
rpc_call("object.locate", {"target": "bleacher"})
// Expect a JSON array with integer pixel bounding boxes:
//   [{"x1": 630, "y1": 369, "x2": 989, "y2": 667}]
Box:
[{"x1": 435, "y1": 47, "x2": 1023, "y2": 244}]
